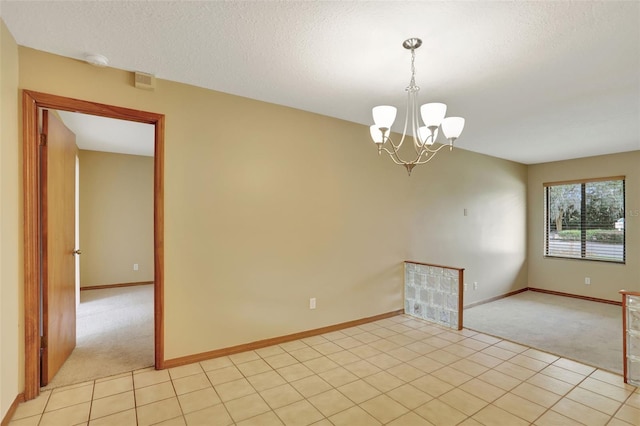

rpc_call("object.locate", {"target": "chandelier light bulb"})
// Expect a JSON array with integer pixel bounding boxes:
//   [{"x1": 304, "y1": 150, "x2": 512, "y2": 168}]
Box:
[
  {"x1": 369, "y1": 126, "x2": 385, "y2": 144},
  {"x1": 420, "y1": 103, "x2": 447, "y2": 129},
  {"x1": 418, "y1": 127, "x2": 438, "y2": 146},
  {"x1": 372, "y1": 105, "x2": 397, "y2": 129},
  {"x1": 441, "y1": 117, "x2": 465, "y2": 140}
]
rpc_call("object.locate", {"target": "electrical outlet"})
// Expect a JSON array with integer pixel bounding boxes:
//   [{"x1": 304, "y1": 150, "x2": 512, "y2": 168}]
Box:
[
  {"x1": 473, "y1": 282, "x2": 478, "y2": 290},
  {"x1": 464, "y1": 283, "x2": 468, "y2": 291},
  {"x1": 585, "y1": 277, "x2": 591, "y2": 285},
  {"x1": 309, "y1": 298, "x2": 316, "y2": 309},
  {"x1": 133, "y1": 263, "x2": 139, "y2": 271}
]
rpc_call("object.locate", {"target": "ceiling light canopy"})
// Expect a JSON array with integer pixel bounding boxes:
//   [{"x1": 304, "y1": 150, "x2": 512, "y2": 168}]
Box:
[{"x1": 370, "y1": 38, "x2": 465, "y2": 175}]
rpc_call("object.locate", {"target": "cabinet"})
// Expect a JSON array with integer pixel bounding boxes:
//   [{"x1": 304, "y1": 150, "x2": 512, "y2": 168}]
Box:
[{"x1": 620, "y1": 290, "x2": 640, "y2": 386}]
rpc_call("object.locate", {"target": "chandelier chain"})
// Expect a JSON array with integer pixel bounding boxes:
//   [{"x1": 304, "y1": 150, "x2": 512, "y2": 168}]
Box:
[{"x1": 407, "y1": 48, "x2": 419, "y2": 93}]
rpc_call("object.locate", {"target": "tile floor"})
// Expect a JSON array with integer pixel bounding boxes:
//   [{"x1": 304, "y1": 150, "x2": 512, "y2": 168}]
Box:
[{"x1": 8, "y1": 315, "x2": 640, "y2": 425}]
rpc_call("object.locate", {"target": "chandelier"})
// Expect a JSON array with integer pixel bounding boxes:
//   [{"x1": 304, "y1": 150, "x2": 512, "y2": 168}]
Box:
[{"x1": 369, "y1": 38, "x2": 465, "y2": 175}]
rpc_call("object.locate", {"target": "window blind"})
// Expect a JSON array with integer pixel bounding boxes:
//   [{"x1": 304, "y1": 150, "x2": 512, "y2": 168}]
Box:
[{"x1": 544, "y1": 177, "x2": 625, "y2": 263}]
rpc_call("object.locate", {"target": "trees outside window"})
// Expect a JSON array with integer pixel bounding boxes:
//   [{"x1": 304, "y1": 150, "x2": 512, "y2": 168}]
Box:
[{"x1": 545, "y1": 177, "x2": 625, "y2": 263}]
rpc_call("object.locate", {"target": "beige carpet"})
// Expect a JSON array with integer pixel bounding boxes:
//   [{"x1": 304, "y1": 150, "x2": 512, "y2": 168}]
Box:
[
  {"x1": 43, "y1": 285, "x2": 154, "y2": 389},
  {"x1": 464, "y1": 290, "x2": 623, "y2": 374}
]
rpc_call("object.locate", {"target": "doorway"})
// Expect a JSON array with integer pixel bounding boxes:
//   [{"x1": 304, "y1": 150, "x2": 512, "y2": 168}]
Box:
[
  {"x1": 23, "y1": 90, "x2": 165, "y2": 400},
  {"x1": 44, "y1": 110, "x2": 155, "y2": 388}
]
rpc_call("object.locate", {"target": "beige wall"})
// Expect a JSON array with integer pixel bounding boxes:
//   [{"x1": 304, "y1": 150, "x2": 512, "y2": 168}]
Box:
[
  {"x1": 0, "y1": 19, "x2": 23, "y2": 420},
  {"x1": 16, "y1": 45, "x2": 527, "y2": 363},
  {"x1": 528, "y1": 151, "x2": 640, "y2": 301},
  {"x1": 408, "y1": 149, "x2": 529, "y2": 305},
  {"x1": 78, "y1": 150, "x2": 154, "y2": 287}
]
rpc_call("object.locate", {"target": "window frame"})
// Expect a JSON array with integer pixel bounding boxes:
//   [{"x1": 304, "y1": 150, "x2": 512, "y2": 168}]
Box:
[{"x1": 544, "y1": 176, "x2": 626, "y2": 264}]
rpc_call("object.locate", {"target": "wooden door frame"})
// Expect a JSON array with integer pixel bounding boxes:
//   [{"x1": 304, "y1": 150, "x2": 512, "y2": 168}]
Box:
[{"x1": 23, "y1": 90, "x2": 165, "y2": 400}]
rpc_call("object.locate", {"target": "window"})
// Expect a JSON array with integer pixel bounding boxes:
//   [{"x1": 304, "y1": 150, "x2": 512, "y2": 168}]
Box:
[{"x1": 545, "y1": 177, "x2": 625, "y2": 263}]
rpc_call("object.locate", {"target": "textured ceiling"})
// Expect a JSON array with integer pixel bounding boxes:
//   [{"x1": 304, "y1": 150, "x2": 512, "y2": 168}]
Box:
[{"x1": 2, "y1": 1, "x2": 639, "y2": 164}]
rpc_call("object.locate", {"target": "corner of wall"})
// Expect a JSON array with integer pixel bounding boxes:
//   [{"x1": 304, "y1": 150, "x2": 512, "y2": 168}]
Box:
[
  {"x1": 1, "y1": 17, "x2": 23, "y2": 419},
  {"x1": 526, "y1": 152, "x2": 640, "y2": 300}
]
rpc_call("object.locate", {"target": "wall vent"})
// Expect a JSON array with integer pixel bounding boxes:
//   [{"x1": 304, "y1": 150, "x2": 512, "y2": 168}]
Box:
[{"x1": 134, "y1": 72, "x2": 156, "y2": 90}]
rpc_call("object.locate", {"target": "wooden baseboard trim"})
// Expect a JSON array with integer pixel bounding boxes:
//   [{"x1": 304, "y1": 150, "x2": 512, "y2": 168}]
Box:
[
  {"x1": 80, "y1": 281, "x2": 154, "y2": 291},
  {"x1": 163, "y1": 309, "x2": 404, "y2": 369},
  {"x1": 464, "y1": 288, "x2": 528, "y2": 309},
  {"x1": 464, "y1": 287, "x2": 621, "y2": 309},
  {"x1": 1, "y1": 393, "x2": 25, "y2": 426},
  {"x1": 528, "y1": 287, "x2": 622, "y2": 306}
]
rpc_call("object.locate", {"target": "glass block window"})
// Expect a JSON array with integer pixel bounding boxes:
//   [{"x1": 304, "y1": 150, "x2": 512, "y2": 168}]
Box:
[{"x1": 404, "y1": 262, "x2": 462, "y2": 330}]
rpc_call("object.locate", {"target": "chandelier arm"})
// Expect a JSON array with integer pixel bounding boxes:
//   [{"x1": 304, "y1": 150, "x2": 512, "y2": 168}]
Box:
[
  {"x1": 407, "y1": 48, "x2": 423, "y2": 155},
  {"x1": 386, "y1": 134, "x2": 431, "y2": 166},
  {"x1": 425, "y1": 143, "x2": 450, "y2": 154},
  {"x1": 379, "y1": 147, "x2": 408, "y2": 165},
  {"x1": 383, "y1": 143, "x2": 447, "y2": 167},
  {"x1": 414, "y1": 143, "x2": 451, "y2": 164},
  {"x1": 385, "y1": 135, "x2": 403, "y2": 152},
  {"x1": 395, "y1": 128, "x2": 408, "y2": 153},
  {"x1": 406, "y1": 143, "x2": 430, "y2": 166},
  {"x1": 414, "y1": 152, "x2": 439, "y2": 165},
  {"x1": 383, "y1": 135, "x2": 407, "y2": 162},
  {"x1": 411, "y1": 92, "x2": 423, "y2": 155},
  {"x1": 393, "y1": 87, "x2": 413, "y2": 153}
]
